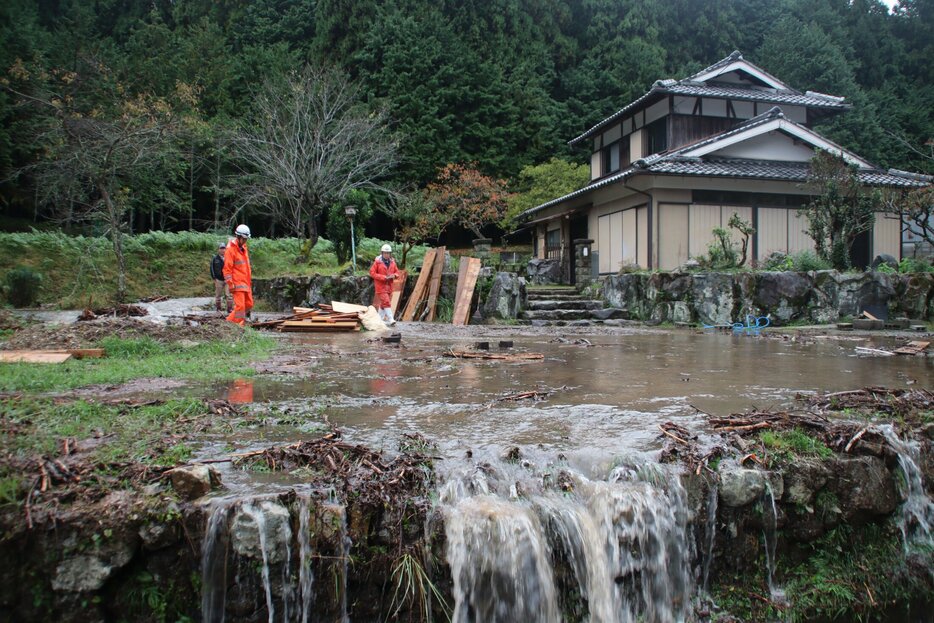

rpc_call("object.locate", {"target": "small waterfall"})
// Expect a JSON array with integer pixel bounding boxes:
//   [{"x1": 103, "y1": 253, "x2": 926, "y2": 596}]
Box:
[
  {"x1": 297, "y1": 495, "x2": 315, "y2": 623},
  {"x1": 879, "y1": 425, "x2": 934, "y2": 549},
  {"x1": 240, "y1": 503, "x2": 277, "y2": 623},
  {"x1": 762, "y1": 481, "x2": 785, "y2": 603},
  {"x1": 445, "y1": 495, "x2": 561, "y2": 623},
  {"x1": 335, "y1": 504, "x2": 352, "y2": 623},
  {"x1": 701, "y1": 481, "x2": 718, "y2": 595},
  {"x1": 202, "y1": 502, "x2": 232, "y2": 623},
  {"x1": 442, "y1": 459, "x2": 692, "y2": 623}
]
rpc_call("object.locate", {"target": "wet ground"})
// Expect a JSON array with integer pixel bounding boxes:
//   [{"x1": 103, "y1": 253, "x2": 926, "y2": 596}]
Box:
[{"x1": 194, "y1": 322, "x2": 933, "y2": 492}]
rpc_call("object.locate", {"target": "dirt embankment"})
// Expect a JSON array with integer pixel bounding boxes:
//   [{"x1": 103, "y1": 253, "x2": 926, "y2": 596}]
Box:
[{"x1": 2, "y1": 316, "x2": 244, "y2": 351}]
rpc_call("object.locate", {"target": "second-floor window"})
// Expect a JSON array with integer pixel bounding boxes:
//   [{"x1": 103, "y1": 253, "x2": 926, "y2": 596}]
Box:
[
  {"x1": 646, "y1": 118, "x2": 668, "y2": 155},
  {"x1": 602, "y1": 141, "x2": 621, "y2": 175}
]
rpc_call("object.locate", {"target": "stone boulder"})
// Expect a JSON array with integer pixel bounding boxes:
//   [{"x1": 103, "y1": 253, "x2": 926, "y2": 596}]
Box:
[
  {"x1": 603, "y1": 273, "x2": 645, "y2": 318},
  {"x1": 719, "y1": 467, "x2": 766, "y2": 507},
  {"x1": 230, "y1": 500, "x2": 292, "y2": 564},
  {"x1": 782, "y1": 458, "x2": 831, "y2": 507},
  {"x1": 52, "y1": 540, "x2": 135, "y2": 592},
  {"x1": 827, "y1": 455, "x2": 900, "y2": 521},
  {"x1": 526, "y1": 258, "x2": 562, "y2": 285},
  {"x1": 893, "y1": 273, "x2": 934, "y2": 319},
  {"x1": 166, "y1": 465, "x2": 223, "y2": 501},
  {"x1": 834, "y1": 272, "x2": 896, "y2": 318},
  {"x1": 753, "y1": 272, "x2": 811, "y2": 323},
  {"x1": 871, "y1": 254, "x2": 899, "y2": 271},
  {"x1": 483, "y1": 272, "x2": 526, "y2": 320},
  {"x1": 691, "y1": 273, "x2": 735, "y2": 326}
]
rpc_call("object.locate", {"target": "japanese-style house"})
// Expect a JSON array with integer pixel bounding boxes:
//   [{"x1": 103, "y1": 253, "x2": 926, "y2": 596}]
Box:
[{"x1": 520, "y1": 51, "x2": 930, "y2": 281}]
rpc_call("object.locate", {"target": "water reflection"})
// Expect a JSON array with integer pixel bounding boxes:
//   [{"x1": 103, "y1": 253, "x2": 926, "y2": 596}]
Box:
[{"x1": 227, "y1": 378, "x2": 254, "y2": 404}]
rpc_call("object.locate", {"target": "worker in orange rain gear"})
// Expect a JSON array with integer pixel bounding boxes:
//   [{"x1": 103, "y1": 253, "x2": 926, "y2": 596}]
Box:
[
  {"x1": 224, "y1": 224, "x2": 253, "y2": 326},
  {"x1": 369, "y1": 243, "x2": 399, "y2": 326}
]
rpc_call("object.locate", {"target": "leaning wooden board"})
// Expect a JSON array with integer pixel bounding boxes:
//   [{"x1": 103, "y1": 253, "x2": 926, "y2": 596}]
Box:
[
  {"x1": 424, "y1": 246, "x2": 446, "y2": 322},
  {"x1": 400, "y1": 248, "x2": 437, "y2": 321},
  {"x1": 390, "y1": 270, "x2": 408, "y2": 316},
  {"x1": 452, "y1": 257, "x2": 482, "y2": 326}
]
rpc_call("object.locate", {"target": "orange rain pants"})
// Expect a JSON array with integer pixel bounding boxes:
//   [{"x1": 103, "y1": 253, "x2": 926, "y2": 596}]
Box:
[{"x1": 223, "y1": 240, "x2": 253, "y2": 326}]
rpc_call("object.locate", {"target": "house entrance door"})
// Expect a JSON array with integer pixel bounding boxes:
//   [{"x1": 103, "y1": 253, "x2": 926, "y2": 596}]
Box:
[{"x1": 569, "y1": 215, "x2": 588, "y2": 285}]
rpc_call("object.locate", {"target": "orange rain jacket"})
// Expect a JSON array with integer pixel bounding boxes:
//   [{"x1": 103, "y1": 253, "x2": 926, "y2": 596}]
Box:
[
  {"x1": 369, "y1": 255, "x2": 399, "y2": 309},
  {"x1": 223, "y1": 239, "x2": 252, "y2": 292}
]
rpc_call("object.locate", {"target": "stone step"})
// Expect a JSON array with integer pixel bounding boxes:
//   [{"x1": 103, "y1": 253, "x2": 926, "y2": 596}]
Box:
[
  {"x1": 526, "y1": 300, "x2": 604, "y2": 311},
  {"x1": 527, "y1": 292, "x2": 586, "y2": 301},
  {"x1": 526, "y1": 287, "x2": 578, "y2": 295},
  {"x1": 520, "y1": 309, "x2": 595, "y2": 321}
]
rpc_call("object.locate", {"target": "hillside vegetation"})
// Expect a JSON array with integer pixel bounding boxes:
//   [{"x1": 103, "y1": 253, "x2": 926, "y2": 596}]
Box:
[{"x1": 0, "y1": 231, "x2": 429, "y2": 308}]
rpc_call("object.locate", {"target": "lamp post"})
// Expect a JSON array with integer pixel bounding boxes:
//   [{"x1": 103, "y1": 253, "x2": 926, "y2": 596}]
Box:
[{"x1": 344, "y1": 205, "x2": 357, "y2": 272}]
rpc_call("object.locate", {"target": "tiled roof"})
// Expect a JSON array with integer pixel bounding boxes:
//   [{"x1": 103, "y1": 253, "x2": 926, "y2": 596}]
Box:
[
  {"x1": 663, "y1": 83, "x2": 848, "y2": 108},
  {"x1": 568, "y1": 51, "x2": 848, "y2": 146},
  {"x1": 647, "y1": 158, "x2": 929, "y2": 188},
  {"x1": 520, "y1": 108, "x2": 929, "y2": 220}
]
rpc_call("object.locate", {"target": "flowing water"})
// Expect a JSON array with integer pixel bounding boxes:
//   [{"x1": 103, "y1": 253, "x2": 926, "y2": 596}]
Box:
[
  {"x1": 700, "y1": 482, "x2": 718, "y2": 596},
  {"x1": 878, "y1": 425, "x2": 934, "y2": 552},
  {"x1": 190, "y1": 329, "x2": 932, "y2": 621},
  {"x1": 441, "y1": 458, "x2": 692, "y2": 623}
]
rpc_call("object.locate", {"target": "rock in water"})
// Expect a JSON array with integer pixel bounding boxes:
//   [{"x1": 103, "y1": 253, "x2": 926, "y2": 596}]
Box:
[
  {"x1": 719, "y1": 468, "x2": 766, "y2": 507},
  {"x1": 166, "y1": 465, "x2": 223, "y2": 500}
]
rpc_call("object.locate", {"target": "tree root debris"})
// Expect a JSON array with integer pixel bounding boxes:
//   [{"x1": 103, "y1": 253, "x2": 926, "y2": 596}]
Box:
[{"x1": 233, "y1": 431, "x2": 435, "y2": 507}]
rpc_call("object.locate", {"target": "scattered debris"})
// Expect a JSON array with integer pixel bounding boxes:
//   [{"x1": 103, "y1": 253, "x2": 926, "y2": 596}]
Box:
[
  {"x1": 550, "y1": 337, "x2": 593, "y2": 347},
  {"x1": 138, "y1": 295, "x2": 170, "y2": 303},
  {"x1": 78, "y1": 304, "x2": 148, "y2": 321},
  {"x1": 445, "y1": 350, "x2": 544, "y2": 361},
  {"x1": 855, "y1": 346, "x2": 894, "y2": 357},
  {"x1": 893, "y1": 340, "x2": 929, "y2": 356},
  {"x1": 233, "y1": 431, "x2": 435, "y2": 507},
  {"x1": 800, "y1": 387, "x2": 934, "y2": 421},
  {"x1": 486, "y1": 386, "x2": 568, "y2": 407}
]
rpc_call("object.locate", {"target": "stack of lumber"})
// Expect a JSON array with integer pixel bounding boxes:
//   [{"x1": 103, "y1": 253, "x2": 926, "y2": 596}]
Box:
[{"x1": 252, "y1": 303, "x2": 365, "y2": 333}]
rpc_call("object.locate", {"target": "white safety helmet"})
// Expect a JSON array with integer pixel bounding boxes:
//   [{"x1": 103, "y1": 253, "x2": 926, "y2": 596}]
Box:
[
  {"x1": 235, "y1": 224, "x2": 251, "y2": 239},
  {"x1": 380, "y1": 244, "x2": 392, "y2": 253},
  {"x1": 218, "y1": 242, "x2": 227, "y2": 249}
]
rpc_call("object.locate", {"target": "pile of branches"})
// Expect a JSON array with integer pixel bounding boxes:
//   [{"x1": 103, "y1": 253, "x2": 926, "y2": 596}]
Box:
[
  {"x1": 799, "y1": 387, "x2": 934, "y2": 422},
  {"x1": 234, "y1": 431, "x2": 436, "y2": 507},
  {"x1": 707, "y1": 409, "x2": 886, "y2": 456},
  {"x1": 658, "y1": 421, "x2": 725, "y2": 475},
  {"x1": 78, "y1": 304, "x2": 148, "y2": 321}
]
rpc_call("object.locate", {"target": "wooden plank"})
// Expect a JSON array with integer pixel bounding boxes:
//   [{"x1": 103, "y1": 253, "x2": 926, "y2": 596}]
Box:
[
  {"x1": 452, "y1": 258, "x2": 482, "y2": 326},
  {"x1": 893, "y1": 340, "x2": 930, "y2": 355},
  {"x1": 0, "y1": 351, "x2": 73, "y2": 364},
  {"x1": 390, "y1": 270, "x2": 408, "y2": 316},
  {"x1": 424, "y1": 246, "x2": 446, "y2": 322},
  {"x1": 401, "y1": 249, "x2": 437, "y2": 321},
  {"x1": 280, "y1": 320, "x2": 360, "y2": 328},
  {"x1": 446, "y1": 351, "x2": 544, "y2": 361},
  {"x1": 49, "y1": 348, "x2": 105, "y2": 359},
  {"x1": 331, "y1": 301, "x2": 368, "y2": 314}
]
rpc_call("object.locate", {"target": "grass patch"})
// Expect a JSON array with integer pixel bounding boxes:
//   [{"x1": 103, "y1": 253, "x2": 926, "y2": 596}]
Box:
[
  {"x1": 0, "y1": 330, "x2": 276, "y2": 393},
  {"x1": 0, "y1": 396, "x2": 220, "y2": 505},
  {"x1": 760, "y1": 428, "x2": 833, "y2": 461},
  {"x1": 710, "y1": 522, "x2": 931, "y2": 622},
  {"x1": 783, "y1": 523, "x2": 930, "y2": 621}
]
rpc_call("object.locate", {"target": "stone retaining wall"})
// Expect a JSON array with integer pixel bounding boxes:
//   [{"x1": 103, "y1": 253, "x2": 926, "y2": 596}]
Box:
[{"x1": 602, "y1": 271, "x2": 934, "y2": 325}]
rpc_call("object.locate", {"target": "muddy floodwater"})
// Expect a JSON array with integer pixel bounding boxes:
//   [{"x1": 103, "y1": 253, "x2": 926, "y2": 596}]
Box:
[{"x1": 206, "y1": 328, "x2": 933, "y2": 480}]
